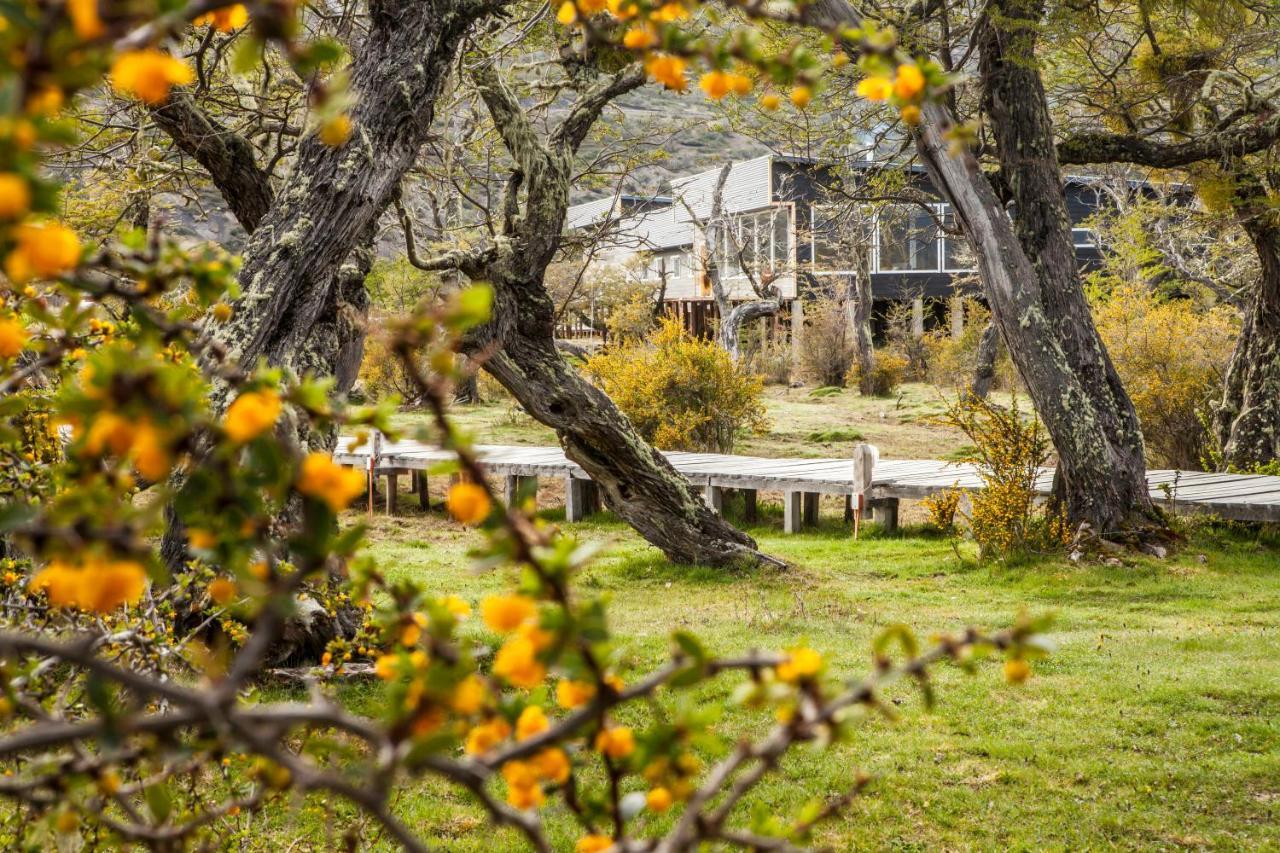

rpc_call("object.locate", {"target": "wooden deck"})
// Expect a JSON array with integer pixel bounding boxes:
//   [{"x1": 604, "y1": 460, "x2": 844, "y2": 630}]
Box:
[{"x1": 333, "y1": 437, "x2": 1280, "y2": 530}]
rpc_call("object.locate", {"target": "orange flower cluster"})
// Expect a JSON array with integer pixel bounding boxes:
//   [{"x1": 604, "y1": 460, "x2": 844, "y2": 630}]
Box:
[
  {"x1": 110, "y1": 50, "x2": 195, "y2": 105},
  {"x1": 29, "y1": 555, "x2": 147, "y2": 613},
  {"x1": 856, "y1": 63, "x2": 928, "y2": 124},
  {"x1": 446, "y1": 481, "x2": 491, "y2": 524},
  {"x1": 223, "y1": 389, "x2": 282, "y2": 443},
  {"x1": 193, "y1": 4, "x2": 250, "y2": 32},
  {"x1": 775, "y1": 645, "x2": 823, "y2": 683},
  {"x1": 82, "y1": 412, "x2": 175, "y2": 480},
  {"x1": 296, "y1": 453, "x2": 367, "y2": 512}
]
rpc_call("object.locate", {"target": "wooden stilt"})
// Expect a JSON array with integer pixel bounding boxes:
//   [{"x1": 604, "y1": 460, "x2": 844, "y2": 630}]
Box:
[
  {"x1": 705, "y1": 485, "x2": 724, "y2": 514},
  {"x1": 743, "y1": 489, "x2": 758, "y2": 523},
  {"x1": 803, "y1": 492, "x2": 819, "y2": 526},
  {"x1": 784, "y1": 491, "x2": 803, "y2": 534}
]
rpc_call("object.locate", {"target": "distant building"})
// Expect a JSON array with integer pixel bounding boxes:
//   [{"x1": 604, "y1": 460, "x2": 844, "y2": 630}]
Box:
[{"x1": 566, "y1": 153, "x2": 1109, "y2": 337}]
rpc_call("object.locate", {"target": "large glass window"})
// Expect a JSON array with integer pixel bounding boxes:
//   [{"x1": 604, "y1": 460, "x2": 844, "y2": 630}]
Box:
[
  {"x1": 811, "y1": 204, "x2": 875, "y2": 273},
  {"x1": 941, "y1": 207, "x2": 976, "y2": 271},
  {"x1": 877, "y1": 205, "x2": 941, "y2": 272},
  {"x1": 719, "y1": 207, "x2": 790, "y2": 278}
]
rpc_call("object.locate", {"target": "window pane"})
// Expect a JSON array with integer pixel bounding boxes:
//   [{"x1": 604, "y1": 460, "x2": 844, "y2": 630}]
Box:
[
  {"x1": 1072, "y1": 228, "x2": 1096, "y2": 248},
  {"x1": 772, "y1": 208, "x2": 789, "y2": 269},
  {"x1": 942, "y1": 207, "x2": 976, "y2": 270},
  {"x1": 878, "y1": 205, "x2": 940, "y2": 272}
]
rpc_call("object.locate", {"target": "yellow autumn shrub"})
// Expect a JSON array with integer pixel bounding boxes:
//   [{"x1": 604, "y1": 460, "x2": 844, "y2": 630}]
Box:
[
  {"x1": 1090, "y1": 284, "x2": 1237, "y2": 469},
  {"x1": 584, "y1": 316, "x2": 767, "y2": 452}
]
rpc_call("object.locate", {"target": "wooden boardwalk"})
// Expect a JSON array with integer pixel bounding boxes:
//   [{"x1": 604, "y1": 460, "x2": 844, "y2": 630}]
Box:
[{"x1": 334, "y1": 437, "x2": 1280, "y2": 531}]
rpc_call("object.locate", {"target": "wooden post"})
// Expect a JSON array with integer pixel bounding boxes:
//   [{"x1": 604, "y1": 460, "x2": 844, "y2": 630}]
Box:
[
  {"x1": 869, "y1": 497, "x2": 899, "y2": 531},
  {"x1": 783, "y1": 490, "x2": 803, "y2": 534},
  {"x1": 911, "y1": 297, "x2": 925, "y2": 338},
  {"x1": 414, "y1": 470, "x2": 429, "y2": 510},
  {"x1": 790, "y1": 298, "x2": 804, "y2": 370},
  {"x1": 384, "y1": 471, "x2": 398, "y2": 515},
  {"x1": 742, "y1": 489, "x2": 758, "y2": 523},
  {"x1": 504, "y1": 475, "x2": 538, "y2": 509},
  {"x1": 566, "y1": 476, "x2": 597, "y2": 522},
  {"x1": 704, "y1": 485, "x2": 724, "y2": 514},
  {"x1": 851, "y1": 443, "x2": 876, "y2": 538},
  {"x1": 950, "y1": 295, "x2": 964, "y2": 340},
  {"x1": 803, "y1": 492, "x2": 819, "y2": 526}
]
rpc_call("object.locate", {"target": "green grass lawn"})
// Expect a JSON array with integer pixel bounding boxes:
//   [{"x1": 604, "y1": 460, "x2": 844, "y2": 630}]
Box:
[{"x1": 322, "y1": 494, "x2": 1280, "y2": 850}]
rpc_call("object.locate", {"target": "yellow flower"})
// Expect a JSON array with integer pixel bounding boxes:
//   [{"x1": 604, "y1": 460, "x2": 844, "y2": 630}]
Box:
[
  {"x1": 649, "y1": 2, "x2": 688, "y2": 22},
  {"x1": 576, "y1": 834, "x2": 613, "y2": 853},
  {"x1": 29, "y1": 556, "x2": 147, "y2": 613},
  {"x1": 556, "y1": 678, "x2": 595, "y2": 709},
  {"x1": 7, "y1": 221, "x2": 81, "y2": 281},
  {"x1": 856, "y1": 76, "x2": 893, "y2": 102},
  {"x1": 533, "y1": 747, "x2": 571, "y2": 784},
  {"x1": 374, "y1": 654, "x2": 400, "y2": 681},
  {"x1": 594, "y1": 726, "x2": 634, "y2": 759},
  {"x1": 646, "y1": 786, "x2": 673, "y2": 812},
  {"x1": 187, "y1": 528, "x2": 217, "y2": 550},
  {"x1": 296, "y1": 452, "x2": 367, "y2": 512},
  {"x1": 208, "y1": 577, "x2": 237, "y2": 605},
  {"x1": 493, "y1": 636, "x2": 546, "y2": 688},
  {"x1": 516, "y1": 705, "x2": 549, "y2": 740},
  {"x1": 502, "y1": 760, "x2": 544, "y2": 809},
  {"x1": 645, "y1": 54, "x2": 687, "y2": 91},
  {"x1": 775, "y1": 646, "x2": 823, "y2": 683},
  {"x1": 67, "y1": 0, "x2": 105, "y2": 39},
  {"x1": 759, "y1": 93, "x2": 781, "y2": 111},
  {"x1": 0, "y1": 317, "x2": 29, "y2": 359},
  {"x1": 319, "y1": 115, "x2": 352, "y2": 147},
  {"x1": 450, "y1": 674, "x2": 489, "y2": 715},
  {"x1": 556, "y1": 1, "x2": 577, "y2": 24},
  {"x1": 0, "y1": 173, "x2": 31, "y2": 220},
  {"x1": 193, "y1": 4, "x2": 249, "y2": 32},
  {"x1": 410, "y1": 706, "x2": 445, "y2": 737},
  {"x1": 25, "y1": 87, "x2": 64, "y2": 116},
  {"x1": 130, "y1": 419, "x2": 171, "y2": 480},
  {"x1": 729, "y1": 73, "x2": 752, "y2": 96},
  {"x1": 621, "y1": 25, "x2": 657, "y2": 49},
  {"x1": 606, "y1": 0, "x2": 638, "y2": 18},
  {"x1": 578, "y1": 0, "x2": 608, "y2": 13},
  {"x1": 1004, "y1": 658, "x2": 1031, "y2": 684},
  {"x1": 446, "y1": 481, "x2": 491, "y2": 524},
  {"x1": 790, "y1": 85, "x2": 812, "y2": 109},
  {"x1": 893, "y1": 63, "x2": 926, "y2": 100},
  {"x1": 900, "y1": 104, "x2": 922, "y2": 125},
  {"x1": 441, "y1": 594, "x2": 471, "y2": 618},
  {"x1": 110, "y1": 50, "x2": 195, "y2": 105},
  {"x1": 699, "y1": 70, "x2": 731, "y2": 100},
  {"x1": 84, "y1": 412, "x2": 135, "y2": 456},
  {"x1": 464, "y1": 716, "x2": 511, "y2": 754},
  {"x1": 223, "y1": 389, "x2": 281, "y2": 443},
  {"x1": 481, "y1": 594, "x2": 536, "y2": 632}
]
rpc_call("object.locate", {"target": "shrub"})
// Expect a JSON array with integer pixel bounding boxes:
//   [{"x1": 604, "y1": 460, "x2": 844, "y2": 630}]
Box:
[
  {"x1": 1090, "y1": 284, "x2": 1237, "y2": 469},
  {"x1": 921, "y1": 298, "x2": 1015, "y2": 392},
  {"x1": 883, "y1": 300, "x2": 929, "y2": 380},
  {"x1": 939, "y1": 395, "x2": 1067, "y2": 561},
  {"x1": 358, "y1": 327, "x2": 426, "y2": 405},
  {"x1": 797, "y1": 296, "x2": 857, "y2": 387},
  {"x1": 606, "y1": 290, "x2": 660, "y2": 343},
  {"x1": 585, "y1": 317, "x2": 768, "y2": 452},
  {"x1": 741, "y1": 323, "x2": 792, "y2": 385},
  {"x1": 847, "y1": 351, "x2": 907, "y2": 396},
  {"x1": 921, "y1": 486, "x2": 962, "y2": 532}
]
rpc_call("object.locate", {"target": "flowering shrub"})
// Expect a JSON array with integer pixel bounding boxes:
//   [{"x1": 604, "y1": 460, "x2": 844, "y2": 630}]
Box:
[
  {"x1": 585, "y1": 317, "x2": 768, "y2": 452},
  {"x1": 921, "y1": 487, "x2": 962, "y2": 533},
  {"x1": 938, "y1": 395, "x2": 1067, "y2": 561},
  {"x1": 846, "y1": 350, "x2": 907, "y2": 396},
  {"x1": 797, "y1": 297, "x2": 857, "y2": 387},
  {"x1": 0, "y1": 1, "x2": 1048, "y2": 849},
  {"x1": 1089, "y1": 284, "x2": 1236, "y2": 470}
]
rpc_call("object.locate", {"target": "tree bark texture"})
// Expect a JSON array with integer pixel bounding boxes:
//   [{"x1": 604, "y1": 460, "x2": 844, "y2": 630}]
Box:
[
  {"x1": 969, "y1": 321, "x2": 999, "y2": 400},
  {"x1": 459, "y1": 67, "x2": 775, "y2": 567},
  {"x1": 845, "y1": 263, "x2": 875, "y2": 395},
  {"x1": 1216, "y1": 166, "x2": 1280, "y2": 468}
]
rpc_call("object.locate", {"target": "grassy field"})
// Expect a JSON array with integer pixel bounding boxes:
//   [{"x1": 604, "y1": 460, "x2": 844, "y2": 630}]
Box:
[{"x1": 306, "y1": 387, "x2": 1280, "y2": 850}]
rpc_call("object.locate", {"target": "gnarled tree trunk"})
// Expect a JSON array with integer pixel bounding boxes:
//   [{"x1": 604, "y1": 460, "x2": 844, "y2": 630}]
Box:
[
  {"x1": 1216, "y1": 166, "x2": 1280, "y2": 468},
  {"x1": 969, "y1": 321, "x2": 999, "y2": 400},
  {"x1": 447, "y1": 66, "x2": 777, "y2": 567}
]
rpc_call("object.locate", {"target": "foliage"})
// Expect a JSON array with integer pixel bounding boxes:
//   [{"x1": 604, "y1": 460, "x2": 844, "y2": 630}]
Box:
[
  {"x1": 1089, "y1": 284, "x2": 1237, "y2": 469},
  {"x1": 882, "y1": 300, "x2": 929, "y2": 381},
  {"x1": 796, "y1": 296, "x2": 857, "y2": 387},
  {"x1": 605, "y1": 289, "x2": 660, "y2": 343},
  {"x1": 358, "y1": 328, "x2": 423, "y2": 405},
  {"x1": 847, "y1": 350, "x2": 907, "y2": 396},
  {"x1": 938, "y1": 395, "x2": 1067, "y2": 561},
  {"x1": 921, "y1": 487, "x2": 962, "y2": 533},
  {"x1": 741, "y1": 322, "x2": 793, "y2": 385},
  {"x1": 921, "y1": 298, "x2": 1015, "y2": 392},
  {"x1": 585, "y1": 317, "x2": 768, "y2": 452}
]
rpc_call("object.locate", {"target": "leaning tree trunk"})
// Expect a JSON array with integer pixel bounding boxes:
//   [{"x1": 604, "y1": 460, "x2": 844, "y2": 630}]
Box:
[
  {"x1": 812, "y1": 0, "x2": 1161, "y2": 538},
  {"x1": 1215, "y1": 167, "x2": 1280, "y2": 469},
  {"x1": 458, "y1": 65, "x2": 777, "y2": 568}
]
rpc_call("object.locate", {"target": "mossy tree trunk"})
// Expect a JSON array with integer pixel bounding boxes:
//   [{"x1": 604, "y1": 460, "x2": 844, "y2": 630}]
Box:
[
  {"x1": 1216, "y1": 166, "x2": 1280, "y2": 468},
  {"x1": 439, "y1": 66, "x2": 777, "y2": 568}
]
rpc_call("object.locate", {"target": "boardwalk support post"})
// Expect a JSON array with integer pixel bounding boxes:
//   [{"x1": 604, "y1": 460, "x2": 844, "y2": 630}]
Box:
[
  {"x1": 784, "y1": 491, "x2": 803, "y2": 534},
  {"x1": 705, "y1": 485, "x2": 724, "y2": 514},
  {"x1": 413, "y1": 471, "x2": 429, "y2": 510},
  {"x1": 803, "y1": 492, "x2": 819, "y2": 526},
  {"x1": 505, "y1": 475, "x2": 538, "y2": 510},
  {"x1": 742, "y1": 489, "x2": 757, "y2": 523},
  {"x1": 565, "y1": 476, "x2": 599, "y2": 522},
  {"x1": 869, "y1": 497, "x2": 899, "y2": 532},
  {"x1": 384, "y1": 471, "x2": 398, "y2": 515}
]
